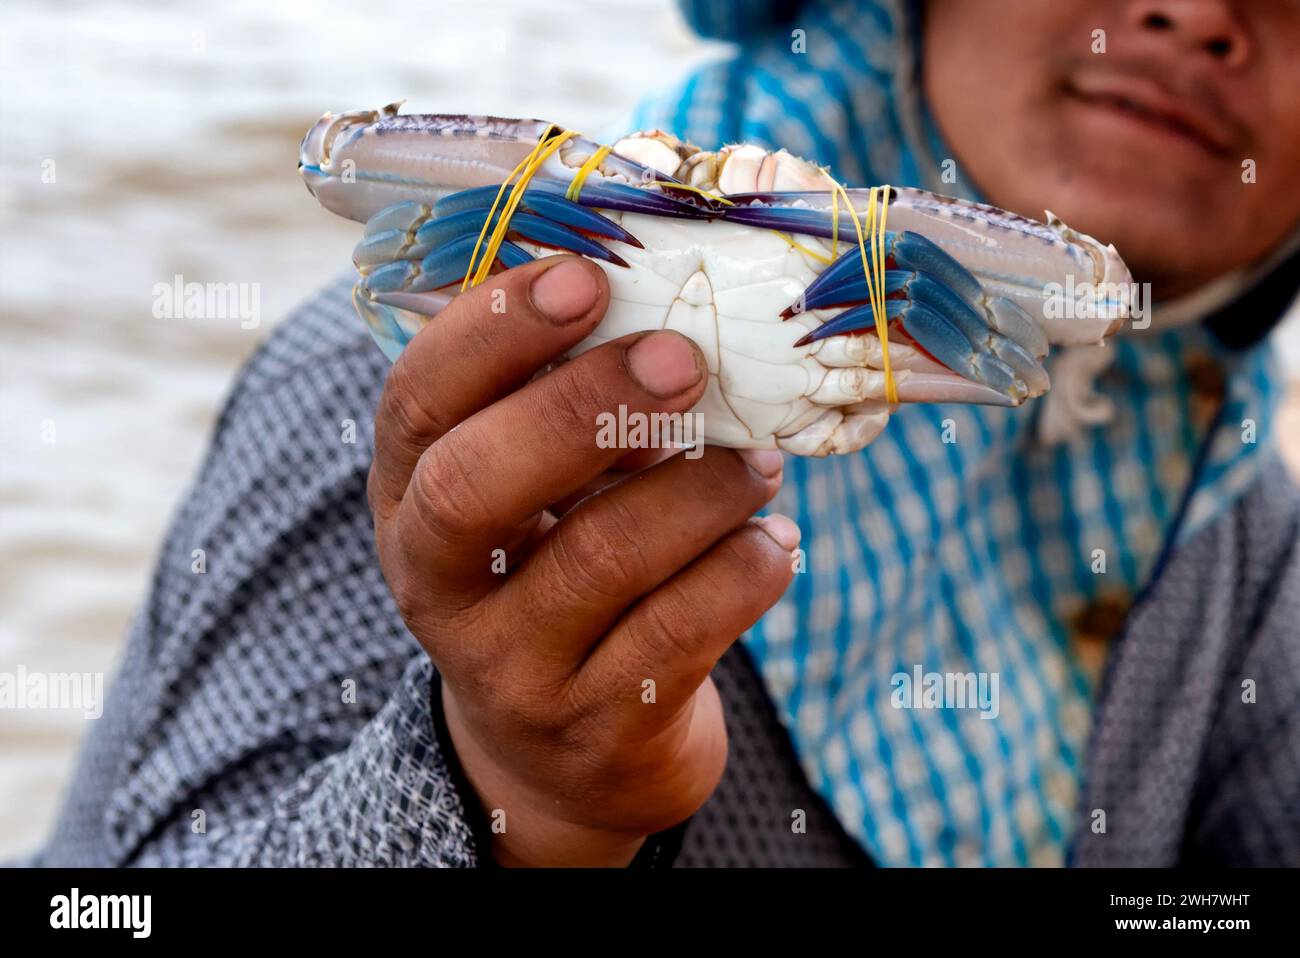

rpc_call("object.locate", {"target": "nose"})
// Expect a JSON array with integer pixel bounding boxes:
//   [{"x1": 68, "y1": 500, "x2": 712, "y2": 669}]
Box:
[{"x1": 1128, "y1": 0, "x2": 1252, "y2": 68}]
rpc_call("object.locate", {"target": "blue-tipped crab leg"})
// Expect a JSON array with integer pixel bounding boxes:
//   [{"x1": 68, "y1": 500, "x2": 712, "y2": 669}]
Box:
[
  {"x1": 524, "y1": 179, "x2": 716, "y2": 219},
  {"x1": 352, "y1": 284, "x2": 456, "y2": 363},
  {"x1": 430, "y1": 186, "x2": 646, "y2": 245},
  {"x1": 725, "y1": 188, "x2": 1125, "y2": 348},
  {"x1": 795, "y1": 298, "x2": 1041, "y2": 402},
  {"x1": 782, "y1": 229, "x2": 978, "y2": 311},
  {"x1": 722, "y1": 190, "x2": 914, "y2": 239},
  {"x1": 362, "y1": 235, "x2": 533, "y2": 293},
  {"x1": 770, "y1": 226, "x2": 1049, "y2": 399},
  {"x1": 353, "y1": 287, "x2": 415, "y2": 363},
  {"x1": 772, "y1": 223, "x2": 1050, "y2": 363},
  {"x1": 354, "y1": 207, "x2": 629, "y2": 270},
  {"x1": 721, "y1": 198, "x2": 884, "y2": 240}
]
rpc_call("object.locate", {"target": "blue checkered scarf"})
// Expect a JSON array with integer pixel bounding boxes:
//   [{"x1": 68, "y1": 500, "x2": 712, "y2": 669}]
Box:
[{"x1": 625, "y1": 0, "x2": 1284, "y2": 865}]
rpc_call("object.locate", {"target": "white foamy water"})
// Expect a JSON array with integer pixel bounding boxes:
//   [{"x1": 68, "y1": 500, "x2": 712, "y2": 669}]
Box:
[{"x1": 1, "y1": 0, "x2": 1297, "y2": 860}]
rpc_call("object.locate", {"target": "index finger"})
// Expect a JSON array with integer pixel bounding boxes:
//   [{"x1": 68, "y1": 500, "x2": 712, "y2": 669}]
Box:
[
  {"x1": 391, "y1": 330, "x2": 708, "y2": 593},
  {"x1": 370, "y1": 256, "x2": 610, "y2": 516}
]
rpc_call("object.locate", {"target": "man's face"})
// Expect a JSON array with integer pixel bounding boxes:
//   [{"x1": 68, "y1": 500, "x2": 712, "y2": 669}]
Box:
[{"x1": 922, "y1": 0, "x2": 1300, "y2": 299}]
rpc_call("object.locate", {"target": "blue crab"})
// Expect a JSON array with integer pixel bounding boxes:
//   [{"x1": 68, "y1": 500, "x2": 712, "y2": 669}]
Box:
[{"x1": 299, "y1": 104, "x2": 1130, "y2": 455}]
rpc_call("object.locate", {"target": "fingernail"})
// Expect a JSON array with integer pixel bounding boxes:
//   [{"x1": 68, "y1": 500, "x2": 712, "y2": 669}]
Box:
[
  {"x1": 530, "y1": 259, "x2": 599, "y2": 324},
  {"x1": 754, "y1": 514, "x2": 801, "y2": 552},
  {"x1": 626, "y1": 331, "x2": 703, "y2": 398},
  {"x1": 738, "y1": 448, "x2": 784, "y2": 479}
]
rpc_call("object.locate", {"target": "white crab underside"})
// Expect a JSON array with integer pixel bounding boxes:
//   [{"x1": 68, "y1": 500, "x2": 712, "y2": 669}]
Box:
[{"x1": 531, "y1": 212, "x2": 962, "y2": 454}]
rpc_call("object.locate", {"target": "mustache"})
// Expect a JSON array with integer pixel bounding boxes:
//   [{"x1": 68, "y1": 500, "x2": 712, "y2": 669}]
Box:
[{"x1": 1056, "y1": 54, "x2": 1253, "y2": 153}]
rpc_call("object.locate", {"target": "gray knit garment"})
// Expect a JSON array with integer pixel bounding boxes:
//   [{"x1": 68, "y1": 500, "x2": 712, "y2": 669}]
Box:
[{"x1": 27, "y1": 281, "x2": 1300, "y2": 867}]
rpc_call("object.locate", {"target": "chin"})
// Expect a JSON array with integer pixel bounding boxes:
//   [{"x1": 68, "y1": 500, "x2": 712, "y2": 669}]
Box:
[
  {"x1": 974, "y1": 122, "x2": 1258, "y2": 296},
  {"x1": 1056, "y1": 176, "x2": 1188, "y2": 234}
]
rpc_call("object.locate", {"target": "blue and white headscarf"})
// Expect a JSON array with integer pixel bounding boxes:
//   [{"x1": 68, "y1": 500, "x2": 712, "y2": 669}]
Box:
[{"x1": 627, "y1": 0, "x2": 1285, "y2": 866}]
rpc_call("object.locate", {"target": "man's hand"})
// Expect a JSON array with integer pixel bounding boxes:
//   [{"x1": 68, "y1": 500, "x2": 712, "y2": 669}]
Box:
[{"x1": 369, "y1": 255, "x2": 800, "y2": 867}]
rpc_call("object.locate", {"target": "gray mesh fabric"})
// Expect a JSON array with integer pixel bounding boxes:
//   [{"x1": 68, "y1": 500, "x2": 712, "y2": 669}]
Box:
[{"x1": 24, "y1": 281, "x2": 1300, "y2": 868}]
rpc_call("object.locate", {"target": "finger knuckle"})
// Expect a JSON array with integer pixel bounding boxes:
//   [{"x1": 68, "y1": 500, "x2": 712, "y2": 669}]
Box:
[
  {"x1": 533, "y1": 362, "x2": 611, "y2": 442},
  {"x1": 450, "y1": 635, "x2": 515, "y2": 698},
  {"x1": 409, "y1": 440, "x2": 496, "y2": 542},
  {"x1": 548, "y1": 509, "x2": 650, "y2": 604},
  {"x1": 379, "y1": 359, "x2": 457, "y2": 450},
  {"x1": 478, "y1": 667, "x2": 572, "y2": 735},
  {"x1": 629, "y1": 581, "x2": 711, "y2": 663},
  {"x1": 457, "y1": 288, "x2": 513, "y2": 347},
  {"x1": 556, "y1": 672, "x2": 604, "y2": 727},
  {"x1": 724, "y1": 527, "x2": 790, "y2": 586},
  {"x1": 390, "y1": 578, "x2": 497, "y2": 672}
]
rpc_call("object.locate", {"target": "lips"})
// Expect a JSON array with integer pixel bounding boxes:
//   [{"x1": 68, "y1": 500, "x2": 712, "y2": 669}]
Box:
[{"x1": 1065, "y1": 72, "x2": 1237, "y2": 158}]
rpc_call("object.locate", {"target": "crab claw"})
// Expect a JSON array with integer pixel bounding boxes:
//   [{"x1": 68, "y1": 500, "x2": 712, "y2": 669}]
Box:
[{"x1": 299, "y1": 108, "x2": 713, "y2": 225}]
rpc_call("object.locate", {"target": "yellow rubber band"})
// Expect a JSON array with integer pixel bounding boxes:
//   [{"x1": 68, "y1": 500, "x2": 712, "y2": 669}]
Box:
[
  {"x1": 820, "y1": 173, "x2": 897, "y2": 404},
  {"x1": 774, "y1": 230, "x2": 834, "y2": 265},
  {"x1": 473, "y1": 129, "x2": 577, "y2": 287},
  {"x1": 566, "y1": 144, "x2": 612, "y2": 202},
  {"x1": 474, "y1": 131, "x2": 576, "y2": 286},
  {"x1": 874, "y1": 186, "x2": 892, "y2": 396},
  {"x1": 831, "y1": 183, "x2": 840, "y2": 259},
  {"x1": 462, "y1": 126, "x2": 577, "y2": 291},
  {"x1": 461, "y1": 126, "x2": 554, "y2": 292}
]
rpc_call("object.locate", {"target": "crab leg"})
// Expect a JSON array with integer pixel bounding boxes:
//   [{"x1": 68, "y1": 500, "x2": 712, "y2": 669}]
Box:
[
  {"x1": 528, "y1": 179, "x2": 716, "y2": 219},
  {"x1": 362, "y1": 235, "x2": 534, "y2": 293},
  {"x1": 796, "y1": 299, "x2": 1034, "y2": 402},
  {"x1": 789, "y1": 230, "x2": 978, "y2": 313},
  {"x1": 797, "y1": 268, "x2": 1049, "y2": 390},
  {"x1": 781, "y1": 230, "x2": 1051, "y2": 398},
  {"x1": 358, "y1": 196, "x2": 641, "y2": 247},
  {"x1": 354, "y1": 207, "x2": 629, "y2": 270},
  {"x1": 354, "y1": 182, "x2": 1049, "y2": 401},
  {"x1": 430, "y1": 187, "x2": 646, "y2": 244},
  {"x1": 724, "y1": 188, "x2": 1129, "y2": 345}
]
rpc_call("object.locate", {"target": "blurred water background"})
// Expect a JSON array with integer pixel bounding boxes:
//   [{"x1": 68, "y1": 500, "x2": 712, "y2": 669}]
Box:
[{"x1": 0, "y1": 0, "x2": 1296, "y2": 858}]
